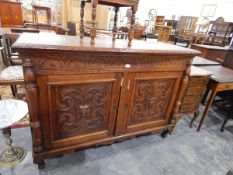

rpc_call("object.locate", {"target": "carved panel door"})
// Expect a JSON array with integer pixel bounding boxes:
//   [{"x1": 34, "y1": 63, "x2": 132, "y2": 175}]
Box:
[
  {"x1": 38, "y1": 73, "x2": 122, "y2": 149},
  {"x1": 115, "y1": 72, "x2": 182, "y2": 135}
]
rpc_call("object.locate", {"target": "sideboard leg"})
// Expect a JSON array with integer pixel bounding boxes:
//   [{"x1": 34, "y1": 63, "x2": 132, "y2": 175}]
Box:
[
  {"x1": 34, "y1": 159, "x2": 45, "y2": 170},
  {"x1": 161, "y1": 129, "x2": 169, "y2": 138}
]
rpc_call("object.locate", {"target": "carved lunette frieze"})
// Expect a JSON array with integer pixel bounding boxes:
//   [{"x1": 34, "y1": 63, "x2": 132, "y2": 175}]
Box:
[{"x1": 20, "y1": 52, "x2": 190, "y2": 71}]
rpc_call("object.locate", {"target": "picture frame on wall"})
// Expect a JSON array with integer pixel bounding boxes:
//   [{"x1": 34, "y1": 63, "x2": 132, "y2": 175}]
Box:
[{"x1": 201, "y1": 4, "x2": 217, "y2": 17}]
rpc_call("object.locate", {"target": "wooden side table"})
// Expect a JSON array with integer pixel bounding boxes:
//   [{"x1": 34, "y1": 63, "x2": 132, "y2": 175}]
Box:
[
  {"x1": 179, "y1": 66, "x2": 212, "y2": 128},
  {"x1": 0, "y1": 99, "x2": 28, "y2": 167},
  {"x1": 196, "y1": 66, "x2": 233, "y2": 131},
  {"x1": 80, "y1": 0, "x2": 139, "y2": 46}
]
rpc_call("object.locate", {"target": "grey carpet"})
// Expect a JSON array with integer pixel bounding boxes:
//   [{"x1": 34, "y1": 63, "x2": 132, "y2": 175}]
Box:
[{"x1": 0, "y1": 105, "x2": 232, "y2": 175}]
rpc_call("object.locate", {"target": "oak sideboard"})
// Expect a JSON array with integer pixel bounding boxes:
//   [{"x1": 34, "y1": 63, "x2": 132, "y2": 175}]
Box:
[{"x1": 13, "y1": 33, "x2": 199, "y2": 169}]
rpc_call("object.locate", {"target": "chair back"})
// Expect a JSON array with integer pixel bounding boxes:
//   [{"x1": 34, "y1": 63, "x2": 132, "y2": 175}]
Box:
[
  {"x1": 67, "y1": 21, "x2": 77, "y2": 36},
  {"x1": 2, "y1": 33, "x2": 20, "y2": 66},
  {"x1": 175, "y1": 16, "x2": 198, "y2": 39},
  {"x1": 11, "y1": 28, "x2": 40, "y2": 34}
]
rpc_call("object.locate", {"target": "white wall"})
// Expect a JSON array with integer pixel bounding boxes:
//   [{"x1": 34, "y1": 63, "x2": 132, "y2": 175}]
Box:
[{"x1": 120, "y1": 0, "x2": 233, "y2": 24}]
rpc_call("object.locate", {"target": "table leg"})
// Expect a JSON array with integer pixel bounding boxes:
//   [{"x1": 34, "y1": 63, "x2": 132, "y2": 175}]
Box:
[
  {"x1": 0, "y1": 127, "x2": 27, "y2": 168},
  {"x1": 189, "y1": 110, "x2": 200, "y2": 128},
  {"x1": 197, "y1": 84, "x2": 218, "y2": 132}
]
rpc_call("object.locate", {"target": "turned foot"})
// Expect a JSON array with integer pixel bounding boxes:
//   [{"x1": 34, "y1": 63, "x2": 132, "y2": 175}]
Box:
[
  {"x1": 34, "y1": 159, "x2": 45, "y2": 170},
  {"x1": 161, "y1": 129, "x2": 169, "y2": 138},
  {"x1": 190, "y1": 110, "x2": 200, "y2": 128}
]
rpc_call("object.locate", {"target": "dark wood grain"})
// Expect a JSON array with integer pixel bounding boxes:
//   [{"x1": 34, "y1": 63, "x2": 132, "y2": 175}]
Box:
[{"x1": 14, "y1": 33, "x2": 199, "y2": 169}]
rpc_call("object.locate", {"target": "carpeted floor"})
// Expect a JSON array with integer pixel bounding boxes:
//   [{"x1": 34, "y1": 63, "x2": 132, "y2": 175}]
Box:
[{"x1": 0, "y1": 105, "x2": 232, "y2": 175}]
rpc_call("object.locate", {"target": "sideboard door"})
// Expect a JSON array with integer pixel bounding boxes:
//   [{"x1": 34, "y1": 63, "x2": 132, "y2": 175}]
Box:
[
  {"x1": 115, "y1": 72, "x2": 182, "y2": 135},
  {"x1": 38, "y1": 73, "x2": 122, "y2": 149}
]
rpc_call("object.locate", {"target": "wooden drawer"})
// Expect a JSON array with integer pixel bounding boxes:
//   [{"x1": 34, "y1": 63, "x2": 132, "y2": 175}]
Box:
[
  {"x1": 180, "y1": 104, "x2": 199, "y2": 113},
  {"x1": 182, "y1": 95, "x2": 202, "y2": 105},
  {"x1": 189, "y1": 77, "x2": 209, "y2": 87},
  {"x1": 186, "y1": 87, "x2": 206, "y2": 96}
]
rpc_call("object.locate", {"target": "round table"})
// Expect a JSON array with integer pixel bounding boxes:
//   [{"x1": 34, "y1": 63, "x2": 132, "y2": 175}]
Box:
[{"x1": 0, "y1": 99, "x2": 28, "y2": 168}]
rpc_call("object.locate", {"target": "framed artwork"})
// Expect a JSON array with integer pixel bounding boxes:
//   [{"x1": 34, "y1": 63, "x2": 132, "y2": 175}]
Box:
[{"x1": 201, "y1": 4, "x2": 217, "y2": 17}]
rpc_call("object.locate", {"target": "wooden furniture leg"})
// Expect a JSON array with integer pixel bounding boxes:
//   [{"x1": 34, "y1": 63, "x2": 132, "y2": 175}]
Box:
[
  {"x1": 128, "y1": 6, "x2": 136, "y2": 47},
  {"x1": 90, "y1": 1, "x2": 97, "y2": 45},
  {"x1": 80, "y1": 1, "x2": 85, "y2": 39},
  {"x1": 221, "y1": 114, "x2": 230, "y2": 132},
  {"x1": 197, "y1": 84, "x2": 218, "y2": 131},
  {"x1": 112, "y1": 7, "x2": 119, "y2": 41},
  {"x1": 189, "y1": 110, "x2": 200, "y2": 128},
  {"x1": 201, "y1": 83, "x2": 211, "y2": 104}
]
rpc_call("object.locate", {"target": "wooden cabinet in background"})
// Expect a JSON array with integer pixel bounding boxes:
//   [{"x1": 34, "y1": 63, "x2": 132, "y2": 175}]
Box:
[{"x1": 0, "y1": 0, "x2": 23, "y2": 27}]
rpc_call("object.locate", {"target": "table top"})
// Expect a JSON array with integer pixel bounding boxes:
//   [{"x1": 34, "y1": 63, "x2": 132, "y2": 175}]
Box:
[
  {"x1": 0, "y1": 99, "x2": 28, "y2": 129},
  {"x1": 199, "y1": 66, "x2": 233, "y2": 83},
  {"x1": 192, "y1": 44, "x2": 229, "y2": 51},
  {"x1": 0, "y1": 27, "x2": 55, "y2": 36},
  {"x1": 192, "y1": 56, "x2": 221, "y2": 66},
  {"x1": 190, "y1": 66, "x2": 212, "y2": 77},
  {"x1": 13, "y1": 33, "x2": 200, "y2": 56}
]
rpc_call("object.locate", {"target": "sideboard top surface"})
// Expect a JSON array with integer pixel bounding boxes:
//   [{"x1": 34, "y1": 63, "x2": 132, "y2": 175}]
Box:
[{"x1": 13, "y1": 33, "x2": 200, "y2": 56}]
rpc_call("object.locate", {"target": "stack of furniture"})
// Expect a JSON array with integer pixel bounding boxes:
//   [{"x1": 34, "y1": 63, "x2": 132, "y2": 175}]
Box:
[
  {"x1": 0, "y1": 0, "x2": 23, "y2": 27},
  {"x1": 193, "y1": 17, "x2": 210, "y2": 44},
  {"x1": 205, "y1": 17, "x2": 233, "y2": 46},
  {"x1": 174, "y1": 16, "x2": 198, "y2": 47},
  {"x1": 153, "y1": 16, "x2": 172, "y2": 42}
]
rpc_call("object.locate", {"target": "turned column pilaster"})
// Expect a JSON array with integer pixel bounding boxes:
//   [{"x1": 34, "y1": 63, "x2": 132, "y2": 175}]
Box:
[
  {"x1": 80, "y1": 1, "x2": 85, "y2": 39},
  {"x1": 23, "y1": 58, "x2": 43, "y2": 153},
  {"x1": 169, "y1": 59, "x2": 192, "y2": 131},
  {"x1": 90, "y1": 1, "x2": 97, "y2": 45},
  {"x1": 128, "y1": 6, "x2": 136, "y2": 47},
  {"x1": 112, "y1": 7, "x2": 119, "y2": 41}
]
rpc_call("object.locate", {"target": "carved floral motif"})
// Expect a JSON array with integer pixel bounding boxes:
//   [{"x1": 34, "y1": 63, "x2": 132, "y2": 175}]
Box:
[
  {"x1": 129, "y1": 79, "x2": 175, "y2": 124},
  {"x1": 54, "y1": 82, "x2": 112, "y2": 139}
]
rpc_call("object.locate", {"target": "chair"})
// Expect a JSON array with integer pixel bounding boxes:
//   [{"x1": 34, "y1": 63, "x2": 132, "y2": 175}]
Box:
[
  {"x1": 174, "y1": 16, "x2": 198, "y2": 47},
  {"x1": 2, "y1": 33, "x2": 21, "y2": 66},
  {"x1": 0, "y1": 43, "x2": 24, "y2": 98},
  {"x1": 67, "y1": 21, "x2": 77, "y2": 36},
  {"x1": 134, "y1": 24, "x2": 146, "y2": 40}
]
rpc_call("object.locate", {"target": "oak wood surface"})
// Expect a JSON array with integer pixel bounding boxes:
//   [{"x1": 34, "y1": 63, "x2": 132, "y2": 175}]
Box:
[
  {"x1": 14, "y1": 33, "x2": 199, "y2": 169},
  {"x1": 0, "y1": 0, "x2": 23, "y2": 27}
]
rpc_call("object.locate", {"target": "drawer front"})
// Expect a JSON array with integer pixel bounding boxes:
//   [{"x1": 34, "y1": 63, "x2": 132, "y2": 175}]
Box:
[
  {"x1": 38, "y1": 73, "x2": 122, "y2": 149},
  {"x1": 180, "y1": 76, "x2": 209, "y2": 113},
  {"x1": 186, "y1": 87, "x2": 206, "y2": 96},
  {"x1": 189, "y1": 77, "x2": 209, "y2": 87},
  {"x1": 182, "y1": 95, "x2": 202, "y2": 105},
  {"x1": 180, "y1": 104, "x2": 199, "y2": 113}
]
